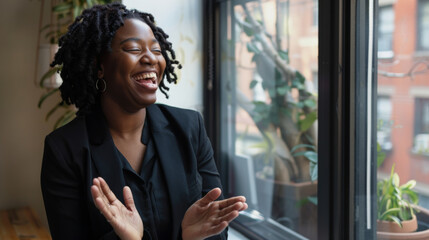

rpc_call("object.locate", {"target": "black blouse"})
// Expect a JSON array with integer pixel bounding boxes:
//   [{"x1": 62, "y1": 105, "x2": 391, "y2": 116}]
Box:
[{"x1": 115, "y1": 118, "x2": 172, "y2": 240}]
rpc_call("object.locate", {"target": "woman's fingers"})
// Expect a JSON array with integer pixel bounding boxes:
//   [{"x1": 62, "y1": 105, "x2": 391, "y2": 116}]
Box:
[
  {"x1": 217, "y1": 196, "x2": 246, "y2": 209},
  {"x1": 92, "y1": 178, "x2": 112, "y2": 208},
  {"x1": 91, "y1": 185, "x2": 115, "y2": 222},
  {"x1": 98, "y1": 177, "x2": 118, "y2": 203},
  {"x1": 218, "y1": 201, "x2": 247, "y2": 217},
  {"x1": 206, "y1": 221, "x2": 228, "y2": 237},
  {"x1": 215, "y1": 209, "x2": 240, "y2": 225},
  {"x1": 198, "y1": 188, "x2": 222, "y2": 206},
  {"x1": 123, "y1": 186, "x2": 137, "y2": 211}
]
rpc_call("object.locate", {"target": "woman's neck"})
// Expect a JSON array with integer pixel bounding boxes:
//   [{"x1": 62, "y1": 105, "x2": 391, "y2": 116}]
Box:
[{"x1": 100, "y1": 97, "x2": 146, "y2": 140}]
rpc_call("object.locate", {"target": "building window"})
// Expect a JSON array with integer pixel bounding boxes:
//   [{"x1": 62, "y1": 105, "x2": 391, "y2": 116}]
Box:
[
  {"x1": 418, "y1": 0, "x2": 429, "y2": 51},
  {"x1": 414, "y1": 98, "x2": 429, "y2": 154},
  {"x1": 378, "y1": 5, "x2": 394, "y2": 54},
  {"x1": 313, "y1": 0, "x2": 318, "y2": 27},
  {"x1": 377, "y1": 96, "x2": 393, "y2": 152}
]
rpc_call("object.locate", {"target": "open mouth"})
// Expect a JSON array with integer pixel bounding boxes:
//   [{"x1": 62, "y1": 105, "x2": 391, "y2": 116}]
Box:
[
  {"x1": 131, "y1": 72, "x2": 158, "y2": 90},
  {"x1": 131, "y1": 72, "x2": 157, "y2": 83}
]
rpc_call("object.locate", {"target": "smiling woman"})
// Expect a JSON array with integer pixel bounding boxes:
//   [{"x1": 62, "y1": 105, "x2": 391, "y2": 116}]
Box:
[{"x1": 40, "y1": 3, "x2": 247, "y2": 240}]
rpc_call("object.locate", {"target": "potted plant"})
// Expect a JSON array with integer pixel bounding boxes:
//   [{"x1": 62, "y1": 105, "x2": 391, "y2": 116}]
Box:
[
  {"x1": 377, "y1": 164, "x2": 429, "y2": 239},
  {"x1": 37, "y1": 0, "x2": 114, "y2": 129},
  {"x1": 377, "y1": 164, "x2": 418, "y2": 232}
]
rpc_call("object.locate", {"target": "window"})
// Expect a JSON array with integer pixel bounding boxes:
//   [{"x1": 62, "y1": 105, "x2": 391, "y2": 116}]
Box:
[
  {"x1": 204, "y1": 0, "x2": 429, "y2": 239},
  {"x1": 378, "y1": 5, "x2": 394, "y2": 55},
  {"x1": 312, "y1": 0, "x2": 318, "y2": 27},
  {"x1": 215, "y1": 0, "x2": 318, "y2": 239},
  {"x1": 377, "y1": 96, "x2": 393, "y2": 152},
  {"x1": 414, "y1": 98, "x2": 429, "y2": 154},
  {"x1": 418, "y1": 0, "x2": 429, "y2": 51},
  {"x1": 376, "y1": 0, "x2": 429, "y2": 238}
]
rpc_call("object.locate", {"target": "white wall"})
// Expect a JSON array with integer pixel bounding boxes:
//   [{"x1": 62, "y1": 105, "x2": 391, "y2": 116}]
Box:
[
  {"x1": 0, "y1": 0, "x2": 56, "y2": 227},
  {"x1": 0, "y1": 0, "x2": 203, "y2": 229},
  {"x1": 123, "y1": 0, "x2": 204, "y2": 112}
]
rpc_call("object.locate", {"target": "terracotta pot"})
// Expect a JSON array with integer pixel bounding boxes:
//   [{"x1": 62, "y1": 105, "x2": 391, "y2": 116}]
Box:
[
  {"x1": 377, "y1": 214, "x2": 417, "y2": 233},
  {"x1": 377, "y1": 205, "x2": 429, "y2": 240}
]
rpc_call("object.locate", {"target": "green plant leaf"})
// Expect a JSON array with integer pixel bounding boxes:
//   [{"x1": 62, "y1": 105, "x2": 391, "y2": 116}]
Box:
[
  {"x1": 304, "y1": 99, "x2": 316, "y2": 108},
  {"x1": 250, "y1": 80, "x2": 258, "y2": 89},
  {"x1": 309, "y1": 160, "x2": 317, "y2": 181},
  {"x1": 278, "y1": 50, "x2": 289, "y2": 61},
  {"x1": 246, "y1": 42, "x2": 260, "y2": 54},
  {"x1": 295, "y1": 71, "x2": 305, "y2": 83},
  {"x1": 307, "y1": 196, "x2": 318, "y2": 205},
  {"x1": 45, "y1": 102, "x2": 63, "y2": 121},
  {"x1": 279, "y1": 107, "x2": 291, "y2": 117},
  {"x1": 52, "y1": 2, "x2": 73, "y2": 13},
  {"x1": 251, "y1": 53, "x2": 259, "y2": 62},
  {"x1": 276, "y1": 85, "x2": 289, "y2": 95},
  {"x1": 401, "y1": 180, "x2": 416, "y2": 190},
  {"x1": 39, "y1": 23, "x2": 52, "y2": 33},
  {"x1": 291, "y1": 144, "x2": 317, "y2": 153},
  {"x1": 377, "y1": 142, "x2": 386, "y2": 168},
  {"x1": 40, "y1": 66, "x2": 62, "y2": 87},
  {"x1": 73, "y1": 4, "x2": 82, "y2": 18},
  {"x1": 380, "y1": 207, "x2": 401, "y2": 220},
  {"x1": 299, "y1": 111, "x2": 317, "y2": 132},
  {"x1": 38, "y1": 88, "x2": 59, "y2": 108},
  {"x1": 268, "y1": 88, "x2": 276, "y2": 98},
  {"x1": 393, "y1": 173, "x2": 400, "y2": 187},
  {"x1": 304, "y1": 152, "x2": 318, "y2": 163},
  {"x1": 387, "y1": 215, "x2": 403, "y2": 227},
  {"x1": 54, "y1": 109, "x2": 76, "y2": 130},
  {"x1": 243, "y1": 24, "x2": 254, "y2": 37}
]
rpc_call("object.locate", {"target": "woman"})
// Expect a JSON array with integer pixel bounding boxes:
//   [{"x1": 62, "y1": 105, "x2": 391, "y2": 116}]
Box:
[{"x1": 41, "y1": 3, "x2": 247, "y2": 240}]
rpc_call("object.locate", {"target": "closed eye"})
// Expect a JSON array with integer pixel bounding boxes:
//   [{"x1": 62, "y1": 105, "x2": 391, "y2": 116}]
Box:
[
  {"x1": 152, "y1": 49, "x2": 162, "y2": 54},
  {"x1": 125, "y1": 48, "x2": 141, "y2": 52}
]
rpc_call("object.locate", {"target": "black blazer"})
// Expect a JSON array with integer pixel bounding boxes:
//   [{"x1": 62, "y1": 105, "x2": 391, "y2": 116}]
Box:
[{"x1": 41, "y1": 104, "x2": 226, "y2": 240}]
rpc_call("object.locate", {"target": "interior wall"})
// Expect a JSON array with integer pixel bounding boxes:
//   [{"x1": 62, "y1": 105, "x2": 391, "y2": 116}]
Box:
[
  {"x1": 0, "y1": 0, "x2": 56, "y2": 227},
  {"x1": 0, "y1": 0, "x2": 203, "y2": 230}
]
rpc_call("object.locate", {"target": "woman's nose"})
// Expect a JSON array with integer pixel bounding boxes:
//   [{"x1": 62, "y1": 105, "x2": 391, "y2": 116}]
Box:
[{"x1": 140, "y1": 50, "x2": 157, "y2": 65}]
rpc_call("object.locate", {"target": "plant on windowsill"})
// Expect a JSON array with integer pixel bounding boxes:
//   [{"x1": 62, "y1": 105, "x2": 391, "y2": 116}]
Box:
[
  {"x1": 377, "y1": 164, "x2": 419, "y2": 233},
  {"x1": 37, "y1": 0, "x2": 114, "y2": 129},
  {"x1": 376, "y1": 163, "x2": 429, "y2": 240}
]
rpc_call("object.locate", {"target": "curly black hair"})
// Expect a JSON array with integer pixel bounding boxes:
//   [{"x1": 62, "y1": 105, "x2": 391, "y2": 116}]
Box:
[{"x1": 51, "y1": 2, "x2": 181, "y2": 115}]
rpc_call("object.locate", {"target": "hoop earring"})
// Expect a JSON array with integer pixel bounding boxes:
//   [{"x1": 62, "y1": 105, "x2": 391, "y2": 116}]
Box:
[{"x1": 96, "y1": 78, "x2": 106, "y2": 93}]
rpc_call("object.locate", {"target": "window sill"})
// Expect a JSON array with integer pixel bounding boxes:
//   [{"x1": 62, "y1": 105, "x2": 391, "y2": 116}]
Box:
[
  {"x1": 230, "y1": 212, "x2": 309, "y2": 240},
  {"x1": 414, "y1": 51, "x2": 429, "y2": 58}
]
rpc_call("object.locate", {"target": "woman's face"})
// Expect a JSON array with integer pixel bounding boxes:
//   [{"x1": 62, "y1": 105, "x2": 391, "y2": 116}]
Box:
[{"x1": 99, "y1": 18, "x2": 166, "y2": 112}]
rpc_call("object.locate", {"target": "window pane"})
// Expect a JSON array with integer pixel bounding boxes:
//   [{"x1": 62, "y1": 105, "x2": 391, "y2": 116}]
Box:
[
  {"x1": 376, "y1": 0, "x2": 429, "y2": 238},
  {"x1": 418, "y1": 0, "x2": 429, "y2": 50},
  {"x1": 219, "y1": 0, "x2": 318, "y2": 239},
  {"x1": 378, "y1": 6, "x2": 394, "y2": 52}
]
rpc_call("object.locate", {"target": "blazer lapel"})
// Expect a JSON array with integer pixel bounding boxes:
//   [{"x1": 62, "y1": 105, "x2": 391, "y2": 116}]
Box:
[
  {"x1": 86, "y1": 111, "x2": 125, "y2": 203},
  {"x1": 147, "y1": 104, "x2": 189, "y2": 239}
]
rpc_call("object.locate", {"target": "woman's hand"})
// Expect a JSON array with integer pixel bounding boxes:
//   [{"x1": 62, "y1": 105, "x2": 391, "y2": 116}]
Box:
[
  {"x1": 91, "y1": 177, "x2": 143, "y2": 240},
  {"x1": 181, "y1": 188, "x2": 248, "y2": 240}
]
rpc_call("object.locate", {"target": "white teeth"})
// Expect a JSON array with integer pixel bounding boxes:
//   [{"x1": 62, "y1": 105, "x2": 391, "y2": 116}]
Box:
[{"x1": 132, "y1": 72, "x2": 157, "y2": 80}]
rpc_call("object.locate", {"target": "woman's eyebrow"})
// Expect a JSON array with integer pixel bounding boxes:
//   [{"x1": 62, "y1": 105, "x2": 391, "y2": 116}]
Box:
[
  {"x1": 120, "y1": 37, "x2": 140, "y2": 45},
  {"x1": 120, "y1": 37, "x2": 159, "y2": 45}
]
